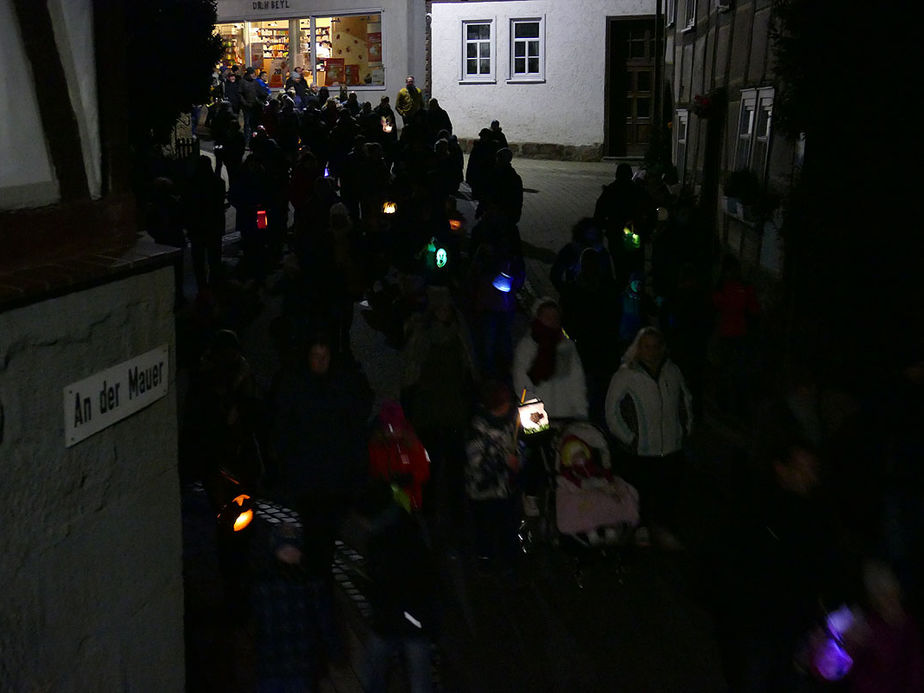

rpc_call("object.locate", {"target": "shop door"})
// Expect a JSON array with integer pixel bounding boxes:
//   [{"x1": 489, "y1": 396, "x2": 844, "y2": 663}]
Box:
[{"x1": 605, "y1": 18, "x2": 656, "y2": 157}]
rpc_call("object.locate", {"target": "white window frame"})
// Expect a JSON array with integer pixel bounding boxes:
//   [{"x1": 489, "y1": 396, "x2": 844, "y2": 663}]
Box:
[
  {"x1": 683, "y1": 0, "x2": 697, "y2": 31},
  {"x1": 735, "y1": 87, "x2": 774, "y2": 179},
  {"x1": 508, "y1": 17, "x2": 545, "y2": 83},
  {"x1": 461, "y1": 19, "x2": 496, "y2": 83},
  {"x1": 665, "y1": 0, "x2": 676, "y2": 27},
  {"x1": 675, "y1": 109, "x2": 689, "y2": 184}
]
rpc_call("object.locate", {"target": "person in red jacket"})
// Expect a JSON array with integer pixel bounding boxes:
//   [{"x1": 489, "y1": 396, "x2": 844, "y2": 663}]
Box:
[
  {"x1": 368, "y1": 400, "x2": 431, "y2": 511},
  {"x1": 713, "y1": 255, "x2": 760, "y2": 417}
]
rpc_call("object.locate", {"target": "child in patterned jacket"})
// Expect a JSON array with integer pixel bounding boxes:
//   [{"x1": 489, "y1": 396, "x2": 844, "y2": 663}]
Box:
[{"x1": 465, "y1": 380, "x2": 521, "y2": 573}]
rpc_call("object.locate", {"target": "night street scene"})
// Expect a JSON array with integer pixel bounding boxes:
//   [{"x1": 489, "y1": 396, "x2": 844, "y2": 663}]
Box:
[{"x1": 2, "y1": 0, "x2": 923, "y2": 691}]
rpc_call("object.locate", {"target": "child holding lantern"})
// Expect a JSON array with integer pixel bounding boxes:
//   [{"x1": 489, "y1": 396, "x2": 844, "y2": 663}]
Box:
[{"x1": 464, "y1": 380, "x2": 521, "y2": 575}]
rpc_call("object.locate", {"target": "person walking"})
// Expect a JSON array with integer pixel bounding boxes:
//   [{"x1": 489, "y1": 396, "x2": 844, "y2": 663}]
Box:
[
  {"x1": 465, "y1": 380, "x2": 521, "y2": 575},
  {"x1": 239, "y1": 66, "x2": 259, "y2": 143},
  {"x1": 605, "y1": 326, "x2": 692, "y2": 542},
  {"x1": 184, "y1": 155, "x2": 226, "y2": 293},
  {"x1": 512, "y1": 298, "x2": 589, "y2": 421}
]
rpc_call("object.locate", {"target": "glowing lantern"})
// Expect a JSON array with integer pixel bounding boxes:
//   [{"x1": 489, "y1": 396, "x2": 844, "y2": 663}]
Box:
[
  {"x1": 811, "y1": 606, "x2": 855, "y2": 682},
  {"x1": 813, "y1": 638, "x2": 853, "y2": 682},
  {"x1": 435, "y1": 247, "x2": 448, "y2": 269},
  {"x1": 257, "y1": 210, "x2": 268, "y2": 229},
  {"x1": 382, "y1": 201, "x2": 397, "y2": 214},
  {"x1": 218, "y1": 493, "x2": 255, "y2": 532},
  {"x1": 381, "y1": 117, "x2": 394, "y2": 133},
  {"x1": 518, "y1": 398, "x2": 549, "y2": 435},
  {"x1": 448, "y1": 218, "x2": 463, "y2": 234},
  {"x1": 623, "y1": 225, "x2": 641, "y2": 250},
  {"x1": 492, "y1": 272, "x2": 513, "y2": 293}
]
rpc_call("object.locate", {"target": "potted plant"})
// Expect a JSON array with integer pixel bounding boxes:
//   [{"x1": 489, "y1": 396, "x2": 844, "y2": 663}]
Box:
[{"x1": 692, "y1": 87, "x2": 726, "y2": 119}]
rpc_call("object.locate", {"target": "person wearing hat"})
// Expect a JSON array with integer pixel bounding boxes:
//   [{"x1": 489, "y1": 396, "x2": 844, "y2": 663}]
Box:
[
  {"x1": 285, "y1": 66, "x2": 310, "y2": 110},
  {"x1": 512, "y1": 297, "x2": 589, "y2": 421}
]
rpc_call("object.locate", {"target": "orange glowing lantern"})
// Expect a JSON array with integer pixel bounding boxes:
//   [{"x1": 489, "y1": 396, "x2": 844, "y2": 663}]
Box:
[
  {"x1": 230, "y1": 495, "x2": 254, "y2": 531},
  {"x1": 448, "y1": 218, "x2": 463, "y2": 234},
  {"x1": 382, "y1": 201, "x2": 397, "y2": 214},
  {"x1": 217, "y1": 489, "x2": 255, "y2": 533}
]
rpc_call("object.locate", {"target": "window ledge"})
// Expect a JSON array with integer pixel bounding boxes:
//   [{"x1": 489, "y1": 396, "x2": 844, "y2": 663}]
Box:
[
  {"x1": 459, "y1": 79, "x2": 497, "y2": 85},
  {"x1": 506, "y1": 78, "x2": 546, "y2": 84},
  {"x1": 681, "y1": 21, "x2": 696, "y2": 33}
]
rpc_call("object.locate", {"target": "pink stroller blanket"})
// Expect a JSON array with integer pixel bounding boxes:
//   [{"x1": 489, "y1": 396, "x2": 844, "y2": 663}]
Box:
[{"x1": 555, "y1": 475, "x2": 640, "y2": 535}]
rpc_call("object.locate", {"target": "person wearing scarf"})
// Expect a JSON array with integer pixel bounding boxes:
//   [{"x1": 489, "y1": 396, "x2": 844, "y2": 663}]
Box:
[{"x1": 513, "y1": 298, "x2": 589, "y2": 420}]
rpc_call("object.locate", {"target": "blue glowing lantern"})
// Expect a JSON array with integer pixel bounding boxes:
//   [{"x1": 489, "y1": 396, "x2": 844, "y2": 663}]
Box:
[{"x1": 492, "y1": 272, "x2": 513, "y2": 293}]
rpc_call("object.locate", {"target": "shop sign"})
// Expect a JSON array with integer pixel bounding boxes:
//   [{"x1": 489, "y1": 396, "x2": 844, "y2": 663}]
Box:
[
  {"x1": 63, "y1": 345, "x2": 169, "y2": 447},
  {"x1": 252, "y1": 1, "x2": 291, "y2": 9}
]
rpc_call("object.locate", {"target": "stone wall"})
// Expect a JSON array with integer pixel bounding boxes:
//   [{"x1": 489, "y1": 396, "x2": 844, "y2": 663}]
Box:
[
  {"x1": 0, "y1": 266, "x2": 183, "y2": 691},
  {"x1": 457, "y1": 137, "x2": 605, "y2": 161}
]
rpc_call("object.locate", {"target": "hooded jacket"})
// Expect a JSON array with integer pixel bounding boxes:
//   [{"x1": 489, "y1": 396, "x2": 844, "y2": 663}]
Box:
[
  {"x1": 512, "y1": 298, "x2": 588, "y2": 420},
  {"x1": 605, "y1": 359, "x2": 692, "y2": 456}
]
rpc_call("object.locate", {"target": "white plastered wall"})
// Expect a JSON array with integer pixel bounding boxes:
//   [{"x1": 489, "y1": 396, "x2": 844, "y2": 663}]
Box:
[
  {"x1": 0, "y1": 0, "x2": 101, "y2": 210},
  {"x1": 431, "y1": 0, "x2": 654, "y2": 147},
  {"x1": 0, "y1": 268, "x2": 183, "y2": 692}
]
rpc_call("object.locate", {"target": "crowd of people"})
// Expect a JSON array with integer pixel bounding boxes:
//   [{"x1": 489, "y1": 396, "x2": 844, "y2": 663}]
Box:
[{"x1": 157, "y1": 67, "x2": 923, "y2": 692}]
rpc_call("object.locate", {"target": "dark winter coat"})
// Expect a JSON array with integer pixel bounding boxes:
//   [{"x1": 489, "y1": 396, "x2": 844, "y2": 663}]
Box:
[
  {"x1": 240, "y1": 74, "x2": 258, "y2": 109},
  {"x1": 271, "y1": 363, "x2": 373, "y2": 497}
]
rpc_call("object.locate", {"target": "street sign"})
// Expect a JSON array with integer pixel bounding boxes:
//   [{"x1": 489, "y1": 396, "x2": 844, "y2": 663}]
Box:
[{"x1": 63, "y1": 345, "x2": 169, "y2": 448}]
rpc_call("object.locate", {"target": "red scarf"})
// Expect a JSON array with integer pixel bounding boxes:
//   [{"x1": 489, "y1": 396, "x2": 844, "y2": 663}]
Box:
[{"x1": 527, "y1": 320, "x2": 563, "y2": 385}]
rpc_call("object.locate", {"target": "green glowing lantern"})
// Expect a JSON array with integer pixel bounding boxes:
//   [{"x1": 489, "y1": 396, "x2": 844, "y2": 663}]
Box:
[
  {"x1": 435, "y1": 247, "x2": 448, "y2": 268},
  {"x1": 623, "y1": 225, "x2": 641, "y2": 250}
]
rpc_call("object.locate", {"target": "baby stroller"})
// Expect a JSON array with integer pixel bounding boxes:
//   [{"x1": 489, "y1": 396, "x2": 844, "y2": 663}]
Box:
[
  {"x1": 530, "y1": 421, "x2": 639, "y2": 586},
  {"x1": 552, "y1": 421, "x2": 639, "y2": 547}
]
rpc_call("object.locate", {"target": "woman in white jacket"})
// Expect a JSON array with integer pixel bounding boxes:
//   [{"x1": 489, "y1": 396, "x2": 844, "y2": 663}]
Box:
[
  {"x1": 512, "y1": 298, "x2": 588, "y2": 420},
  {"x1": 605, "y1": 326, "x2": 692, "y2": 532}
]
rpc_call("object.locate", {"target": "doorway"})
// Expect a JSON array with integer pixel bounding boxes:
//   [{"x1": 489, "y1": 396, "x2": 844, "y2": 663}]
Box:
[{"x1": 605, "y1": 17, "x2": 656, "y2": 157}]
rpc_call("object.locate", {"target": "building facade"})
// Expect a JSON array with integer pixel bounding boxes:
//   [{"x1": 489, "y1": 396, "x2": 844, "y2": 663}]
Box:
[
  {"x1": 215, "y1": 0, "x2": 427, "y2": 97},
  {"x1": 0, "y1": 1, "x2": 184, "y2": 689},
  {"x1": 430, "y1": 0, "x2": 658, "y2": 160},
  {"x1": 664, "y1": 0, "x2": 796, "y2": 276}
]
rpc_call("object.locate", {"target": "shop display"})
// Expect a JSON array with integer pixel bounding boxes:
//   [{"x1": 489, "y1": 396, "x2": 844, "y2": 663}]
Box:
[{"x1": 213, "y1": 14, "x2": 384, "y2": 88}]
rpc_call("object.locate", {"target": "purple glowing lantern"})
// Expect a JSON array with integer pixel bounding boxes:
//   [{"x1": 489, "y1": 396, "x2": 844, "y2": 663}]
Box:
[
  {"x1": 813, "y1": 637, "x2": 853, "y2": 682},
  {"x1": 811, "y1": 605, "x2": 855, "y2": 682}
]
